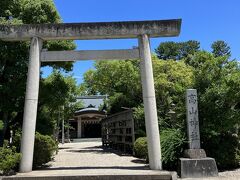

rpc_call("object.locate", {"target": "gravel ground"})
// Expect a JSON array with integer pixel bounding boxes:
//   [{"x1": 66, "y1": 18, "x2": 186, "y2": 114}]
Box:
[
  {"x1": 219, "y1": 168, "x2": 240, "y2": 178},
  {"x1": 179, "y1": 163, "x2": 240, "y2": 180}
]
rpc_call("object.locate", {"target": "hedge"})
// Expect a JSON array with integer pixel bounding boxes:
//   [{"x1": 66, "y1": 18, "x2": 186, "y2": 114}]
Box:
[{"x1": 0, "y1": 144, "x2": 21, "y2": 175}]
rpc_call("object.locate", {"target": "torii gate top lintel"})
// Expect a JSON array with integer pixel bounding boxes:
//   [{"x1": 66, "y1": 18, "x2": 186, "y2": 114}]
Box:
[{"x1": 0, "y1": 19, "x2": 181, "y2": 41}]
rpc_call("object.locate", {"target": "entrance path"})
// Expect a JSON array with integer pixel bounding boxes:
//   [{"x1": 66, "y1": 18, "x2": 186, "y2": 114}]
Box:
[
  {"x1": 2, "y1": 139, "x2": 240, "y2": 179},
  {"x1": 49, "y1": 138, "x2": 148, "y2": 173},
  {"x1": 11, "y1": 139, "x2": 176, "y2": 178}
]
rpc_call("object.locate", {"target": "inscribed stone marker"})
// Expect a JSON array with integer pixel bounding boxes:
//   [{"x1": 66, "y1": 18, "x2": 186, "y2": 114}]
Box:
[
  {"x1": 180, "y1": 89, "x2": 218, "y2": 178},
  {"x1": 186, "y1": 89, "x2": 200, "y2": 149}
]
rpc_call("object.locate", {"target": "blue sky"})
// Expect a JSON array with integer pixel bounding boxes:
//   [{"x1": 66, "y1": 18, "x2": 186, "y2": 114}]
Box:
[{"x1": 42, "y1": 0, "x2": 240, "y2": 84}]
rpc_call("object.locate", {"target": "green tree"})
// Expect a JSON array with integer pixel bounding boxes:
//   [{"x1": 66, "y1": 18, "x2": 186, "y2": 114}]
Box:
[
  {"x1": 211, "y1": 40, "x2": 231, "y2": 57},
  {"x1": 0, "y1": 0, "x2": 76, "y2": 146},
  {"x1": 37, "y1": 71, "x2": 82, "y2": 136},
  {"x1": 155, "y1": 40, "x2": 200, "y2": 60},
  {"x1": 155, "y1": 41, "x2": 179, "y2": 60},
  {"x1": 179, "y1": 40, "x2": 200, "y2": 59},
  {"x1": 152, "y1": 56, "x2": 194, "y2": 129},
  {"x1": 0, "y1": 38, "x2": 29, "y2": 146},
  {"x1": 82, "y1": 60, "x2": 142, "y2": 113}
]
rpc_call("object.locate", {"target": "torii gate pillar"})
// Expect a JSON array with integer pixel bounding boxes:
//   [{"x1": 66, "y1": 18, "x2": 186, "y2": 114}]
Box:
[
  {"x1": 20, "y1": 37, "x2": 42, "y2": 172},
  {"x1": 139, "y1": 34, "x2": 162, "y2": 170}
]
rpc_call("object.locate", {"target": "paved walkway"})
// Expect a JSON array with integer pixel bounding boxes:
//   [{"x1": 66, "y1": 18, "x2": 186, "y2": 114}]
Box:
[
  {"x1": 4, "y1": 139, "x2": 240, "y2": 180},
  {"x1": 13, "y1": 139, "x2": 175, "y2": 178},
  {"x1": 48, "y1": 139, "x2": 149, "y2": 174}
]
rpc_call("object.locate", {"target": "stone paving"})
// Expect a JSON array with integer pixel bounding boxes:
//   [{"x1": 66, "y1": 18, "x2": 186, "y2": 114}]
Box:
[
  {"x1": 2, "y1": 139, "x2": 240, "y2": 180},
  {"x1": 47, "y1": 139, "x2": 149, "y2": 174},
  {"x1": 13, "y1": 139, "x2": 175, "y2": 178}
]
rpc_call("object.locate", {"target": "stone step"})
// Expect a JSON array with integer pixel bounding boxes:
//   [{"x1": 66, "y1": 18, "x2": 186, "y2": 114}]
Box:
[{"x1": 2, "y1": 173, "x2": 177, "y2": 180}]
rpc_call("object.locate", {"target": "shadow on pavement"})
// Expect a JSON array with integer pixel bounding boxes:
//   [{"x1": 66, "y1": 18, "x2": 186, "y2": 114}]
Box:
[{"x1": 41, "y1": 166, "x2": 150, "y2": 171}]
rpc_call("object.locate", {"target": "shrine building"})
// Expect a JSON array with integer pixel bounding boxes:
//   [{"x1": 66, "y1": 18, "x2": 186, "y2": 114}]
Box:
[{"x1": 69, "y1": 95, "x2": 107, "y2": 139}]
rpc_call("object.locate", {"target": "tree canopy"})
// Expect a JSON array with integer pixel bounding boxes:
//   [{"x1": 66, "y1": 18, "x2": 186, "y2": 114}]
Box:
[
  {"x1": 0, "y1": 0, "x2": 76, "y2": 145},
  {"x1": 211, "y1": 40, "x2": 231, "y2": 57},
  {"x1": 37, "y1": 71, "x2": 82, "y2": 135},
  {"x1": 155, "y1": 40, "x2": 200, "y2": 60}
]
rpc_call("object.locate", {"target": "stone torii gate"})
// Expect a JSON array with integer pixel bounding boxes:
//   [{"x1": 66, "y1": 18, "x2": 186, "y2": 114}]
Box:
[{"x1": 0, "y1": 19, "x2": 181, "y2": 172}]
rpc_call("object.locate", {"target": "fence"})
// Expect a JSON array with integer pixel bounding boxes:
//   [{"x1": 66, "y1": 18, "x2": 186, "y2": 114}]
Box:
[{"x1": 101, "y1": 109, "x2": 135, "y2": 154}]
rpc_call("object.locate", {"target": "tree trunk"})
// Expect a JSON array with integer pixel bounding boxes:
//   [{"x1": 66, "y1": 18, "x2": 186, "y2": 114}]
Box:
[{"x1": 0, "y1": 111, "x2": 8, "y2": 146}]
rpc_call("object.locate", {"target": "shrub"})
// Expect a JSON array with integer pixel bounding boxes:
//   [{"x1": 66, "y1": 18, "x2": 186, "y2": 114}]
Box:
[
  {"x1": 133, "y1": 137, "x2": 148, "y2": 159},
  {"x1": 0, "y1": 145, "x2": 21, "y2": 175},
  {"x1": 12, "y1": 131, "x2": 58, "y2": 168},
  {"x1": 12, "y1": 131, "x2": 21, "y2": 152},
  {"x1": 202, "y1": 133, "x2": 240, "y2": 169},
  {"x1": 33, "y1": 132, "x2": 58, "y2": 168},
  {"x1": 133, "y1": 129, "x2": 187, "y2": 170},
  {"x1": 161, "y1": 129, "x2": 187, "y2": 170},
  {"x1": 135, "y1": 129, "x2": 146, "y2": 140}
]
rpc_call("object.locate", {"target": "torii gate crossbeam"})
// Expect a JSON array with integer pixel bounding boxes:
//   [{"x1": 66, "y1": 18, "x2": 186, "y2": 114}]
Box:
[{"x1": 0, "y1": 19, "x2": 181, "y2": 172}]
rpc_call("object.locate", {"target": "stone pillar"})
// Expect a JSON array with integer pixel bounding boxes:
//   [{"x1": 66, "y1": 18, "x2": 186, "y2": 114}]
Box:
[
  {"x1": 179, "y1": 89, "x2": 218, "y2": 178},
  {"x1": 62, "y1": 106, "x2": 65, "y2": 144},
  {"x1": 184, "y1": 89, "x2": 206, "y2": 158},
  {"x1": 20, "y1": 37, "x2": 42, "y2": 173},
  {"x1": 77, "y1": 117, "x2": 82, "y2": 138},
  {"x1": 138, "y1": 34, "x2": 162, "y2": 170}
]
